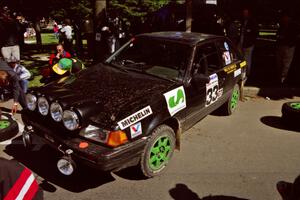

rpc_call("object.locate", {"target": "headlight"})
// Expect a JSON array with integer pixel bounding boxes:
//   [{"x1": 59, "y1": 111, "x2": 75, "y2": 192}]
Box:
[
  {"x1": 50, "y1": 102, "x2": 63, "y2": 122},
  {"x1": 38, "y1": 97, "x2": 49, "y2": 116},
  {"x1": 63, "y1": 110, "x2": 79, "y2": 130},
  {"x1": 79, "y1": 125, "x2": 128, "y2": 147},
  {"x1": 79, "y1": 125, "x2": 109, "y2": 143},
  {"x1": 26, "y1": 94, "x2": 37, "y2": 111}
]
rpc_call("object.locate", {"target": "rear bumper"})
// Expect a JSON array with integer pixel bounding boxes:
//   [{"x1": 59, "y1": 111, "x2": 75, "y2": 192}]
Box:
[{"x1": 22, "y1": 113, "x2": 147, "y2": 171}]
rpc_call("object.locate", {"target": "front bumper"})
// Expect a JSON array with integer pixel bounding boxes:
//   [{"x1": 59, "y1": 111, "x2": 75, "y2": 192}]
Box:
[{"x1": 22, "y1": 112, "x2": 148, "y2": 171}]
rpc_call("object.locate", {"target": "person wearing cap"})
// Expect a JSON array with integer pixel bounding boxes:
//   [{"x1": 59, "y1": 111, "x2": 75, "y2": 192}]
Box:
[
  {"x1": 52, "y1": 58, "x2": 85, "y2": 76},
  {"x1": 7, "y1": 57, "x2": 31, "y2": 93},
  {"x1": 0, "y1": 59, "x2": 27, "y2": 118}
]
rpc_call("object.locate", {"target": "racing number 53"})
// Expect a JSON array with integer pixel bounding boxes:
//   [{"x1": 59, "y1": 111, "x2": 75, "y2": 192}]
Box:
[{"x1": 206, "y1": 85, "x2": 219, "y2": 106}]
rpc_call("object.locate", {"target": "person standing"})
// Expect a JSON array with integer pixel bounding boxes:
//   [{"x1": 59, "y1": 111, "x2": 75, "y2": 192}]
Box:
[
  {"x1": 60, "y1": 19, "x2": 73, "y2": 52},
  {"x1": 239, "y1": 8, "x2": 258, "y2": 77},
  {"x1": 53, "y1": 22, "x2": 59, "y2": 39},
  {"x1": 0, "y1": 6, "x2": 21, "y2": 62},
  {"x1": 276, "y1": 13, "x2": 299, "y2": 84}
]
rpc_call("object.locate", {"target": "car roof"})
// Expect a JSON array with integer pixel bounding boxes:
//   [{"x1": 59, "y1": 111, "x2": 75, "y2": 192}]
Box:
[{"x1": 137, "y1": 31, "x2": 224, "y2": 46}]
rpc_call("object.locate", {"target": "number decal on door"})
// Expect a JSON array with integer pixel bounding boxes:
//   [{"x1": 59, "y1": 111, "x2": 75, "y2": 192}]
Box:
[{"x1": 206, "y1": 74, "x2": 219, "y2": 107}]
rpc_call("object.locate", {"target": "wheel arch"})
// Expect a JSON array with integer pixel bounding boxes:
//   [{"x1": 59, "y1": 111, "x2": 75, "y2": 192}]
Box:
[{"x1": 146, "y1": 114, "x2": 182, "y2": 151}]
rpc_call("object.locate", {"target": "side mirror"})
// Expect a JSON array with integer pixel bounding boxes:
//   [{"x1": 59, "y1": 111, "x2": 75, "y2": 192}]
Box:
[{"x1": 192, "y1": 73, "x2": 210, "y2": 85}]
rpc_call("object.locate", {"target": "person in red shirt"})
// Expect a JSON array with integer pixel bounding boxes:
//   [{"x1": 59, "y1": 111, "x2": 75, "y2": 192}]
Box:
[
  {"x1": 49, "y1": 44, "x2": 71, "y2": 66},
  {"x1": 41, "y1": 44, "x2": 71, "y2": 83}
]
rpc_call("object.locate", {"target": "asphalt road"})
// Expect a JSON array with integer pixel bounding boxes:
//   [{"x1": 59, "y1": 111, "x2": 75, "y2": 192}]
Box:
[{"x1": 1, "y1": 96, "x2": 300, "y2": 200}]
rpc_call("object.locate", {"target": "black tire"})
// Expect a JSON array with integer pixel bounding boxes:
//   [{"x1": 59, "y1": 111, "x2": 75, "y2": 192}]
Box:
[
  {"x1": 0, "y1": 113, "x2": 19, "y2": 142},
  {"x1": 140, "y1": 125, "x2": 175, "y2": 178},
  {"x1": 219, "y1": 84, "x2": 240, "y2": 116},
  {"x1": 281, "y1": 102, "x2": 300, "y2": 126}
]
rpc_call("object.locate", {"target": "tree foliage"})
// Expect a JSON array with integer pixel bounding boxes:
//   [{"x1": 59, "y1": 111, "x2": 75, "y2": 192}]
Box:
[
  {"x1": 110, "y1": 0, "x2": 172, "y2": 23},
  {"x1": 48, "y1": 0, "x2": 92, "y2": 23}
]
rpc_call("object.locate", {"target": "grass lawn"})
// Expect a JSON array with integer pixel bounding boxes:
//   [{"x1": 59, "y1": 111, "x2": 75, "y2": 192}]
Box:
[{"x1": 25, "y1": 33, "x2": 87, "y2": 45}]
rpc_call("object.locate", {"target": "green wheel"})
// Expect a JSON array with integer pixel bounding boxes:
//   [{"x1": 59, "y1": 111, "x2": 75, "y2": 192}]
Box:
[
  {"x1": 0, "y1": 120, "x2": 10, "y2": 129},
  {"x1": 282, "y1": 102, "x2": 300, "y2": 127},
  {"x1": 290, "y1": 103, "x2": 300, "y2": 110},
  {"x1": 0, "y1": 113, "x2": 19, "y2": 142},
  {"x1": 219, "y1": 84, "x2": 240, "y2": 116},
  {"x1": 230, "y1": 85, "x2": 240, "y2": 112},
  {"x1": 140, "y1": 125, "x2": 175, "y2": 178}
]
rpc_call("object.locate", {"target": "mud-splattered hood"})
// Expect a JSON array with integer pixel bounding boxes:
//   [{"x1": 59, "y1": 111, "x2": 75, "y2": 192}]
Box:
[{"x1": 36, "y1": 63, "x2": 176, "y2": 128}]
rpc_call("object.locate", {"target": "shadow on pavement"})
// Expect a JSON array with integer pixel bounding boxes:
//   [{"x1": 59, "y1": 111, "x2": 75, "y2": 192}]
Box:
[
  {"x1": 260, "y1": 116, "x2": 300, "y2": 132},
  {"x1": 169, "y1": 183, "x2": 248, "y2": 200},
  {"x1": 4, "y1": 136, "x2": 115, "y2": 193},
  {"x1": 113, "y1": 165, "x2": 148, "y2": 181}
]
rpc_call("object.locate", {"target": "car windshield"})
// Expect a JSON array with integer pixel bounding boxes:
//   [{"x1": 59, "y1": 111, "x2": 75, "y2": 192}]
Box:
[{"x1": 106, "y1": 37, "x2": 191, "y2": 81}]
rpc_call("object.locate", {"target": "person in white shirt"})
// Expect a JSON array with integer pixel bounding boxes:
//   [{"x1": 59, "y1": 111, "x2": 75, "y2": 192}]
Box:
[
  {"x1": 60, "y1": 19, "x2": 73, "y2": 51},
  {"x1": 7, "y1": 57, "x2": 31, "y2": 93}
]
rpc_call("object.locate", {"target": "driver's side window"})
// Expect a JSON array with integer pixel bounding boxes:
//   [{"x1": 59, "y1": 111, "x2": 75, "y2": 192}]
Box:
[{"x1": 193, "y1": 43, "x2": 221, "y2": 76}]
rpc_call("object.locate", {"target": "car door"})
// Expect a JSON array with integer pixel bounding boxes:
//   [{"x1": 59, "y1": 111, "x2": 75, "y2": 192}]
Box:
[
  {"x1": 184, "y1": 41, "x2": 223, "y2": 129},
  {"x1": 215, "y1": 39, "x2": 245, "y2": 101}
]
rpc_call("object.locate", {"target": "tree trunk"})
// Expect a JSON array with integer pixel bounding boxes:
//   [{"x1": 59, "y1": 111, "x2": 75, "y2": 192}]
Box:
[
  {"x1": 186, "y1": 0, "x2": 192, "y2": 32},
  {"x1": 93, "y1": 0, "x2": 107, "y2": 61},
  {"x1": 34, "y1": 19, "x2": 42, "y2": 51}
]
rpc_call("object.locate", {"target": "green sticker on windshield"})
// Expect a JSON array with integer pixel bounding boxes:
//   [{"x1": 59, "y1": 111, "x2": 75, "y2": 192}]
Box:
[{"x1": 164, "y1": 86, "x2": 186, "y2": 116}]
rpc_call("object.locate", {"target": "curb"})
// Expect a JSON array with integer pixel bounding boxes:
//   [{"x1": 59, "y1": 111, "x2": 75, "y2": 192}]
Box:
[{"x1": 244, "y1": 86, "x2": 300, "y2": 98}]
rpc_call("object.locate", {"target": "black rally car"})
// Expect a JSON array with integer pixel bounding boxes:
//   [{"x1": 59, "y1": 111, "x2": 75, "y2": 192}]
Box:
[{"x1": 22, "y1": 32, "x2": 247, "y2": 177}]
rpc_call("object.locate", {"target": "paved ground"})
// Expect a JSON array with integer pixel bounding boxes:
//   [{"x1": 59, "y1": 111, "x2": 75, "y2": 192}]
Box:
[{"x1": 1, "y1": 96, "x2": 300, "y2": 200}]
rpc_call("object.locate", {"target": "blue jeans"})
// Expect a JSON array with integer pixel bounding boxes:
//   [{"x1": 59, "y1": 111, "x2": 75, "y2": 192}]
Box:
[{"x1": 20, "y1": 80, "x2": 29, "y2": 93}]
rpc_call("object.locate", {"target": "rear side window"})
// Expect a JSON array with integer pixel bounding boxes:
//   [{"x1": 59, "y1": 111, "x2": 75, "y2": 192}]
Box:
[
  {"x1": 216, "y1": 40, "x2": 239, "y2": 66},
  {"x1": 194, "y1": 43, "x2": 222, "y2": 75}
]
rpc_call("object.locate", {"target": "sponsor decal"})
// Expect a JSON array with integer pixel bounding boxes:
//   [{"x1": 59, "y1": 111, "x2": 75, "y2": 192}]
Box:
[
  {"x1": 234, "y1": 68, "x2": 242, "y2": 77},
  {"x1": 240, "y1": 61, "x2": 247, "y2": 68},
  {"x1": 222, "y1": 51, "x2": 232, "y2": 65},
  {"x1": 118, "y1": 106, "x2": 152, "y2": 130},
  {"x1": 130, "y1": 122, "x2": 142, "y2": 138},
  {"x1": 224, "y1": 64, "x2": 237, "y2": 74},
  {"x1": 217, "y1": 88, "x2": 223, "y2": 98},
  {"x1": 206, "y1": 74, "x2": 219, "y2": 107},
  {"x1": 224, "y1": 42, "x2": 229, "y2": 51},
  {"x1": 164, "y1": 86, "x2": 186, "y2": 116}
]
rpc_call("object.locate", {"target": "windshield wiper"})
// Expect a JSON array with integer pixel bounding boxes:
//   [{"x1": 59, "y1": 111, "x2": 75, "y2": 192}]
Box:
[{"x1": 121, "y1": 59, "x2": 146, "y2": 71}]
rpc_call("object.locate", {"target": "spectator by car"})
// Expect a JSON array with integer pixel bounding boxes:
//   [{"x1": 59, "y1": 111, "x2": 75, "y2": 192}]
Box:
[{"x1": 21, "y1": 32, "x2": 247, "y2": 178}]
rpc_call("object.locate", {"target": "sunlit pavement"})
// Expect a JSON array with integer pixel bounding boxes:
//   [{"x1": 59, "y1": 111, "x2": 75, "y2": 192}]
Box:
[{"x1": 1, "y1": 96, "x2": 300, "y2": 199}]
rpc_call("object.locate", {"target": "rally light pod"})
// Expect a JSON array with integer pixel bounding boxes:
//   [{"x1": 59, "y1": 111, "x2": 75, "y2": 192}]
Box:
[{"x1": 57, "y1": 157, "x2": 76, "y2": 176}]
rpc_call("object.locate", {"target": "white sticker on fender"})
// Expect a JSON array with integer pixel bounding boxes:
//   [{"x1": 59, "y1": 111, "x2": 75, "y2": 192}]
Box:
[
  {"x1": 206, "y1": 74, "x2": 219, "y2": 107},
  {"x1": 118, "y1": 106, "x2": 152, "y2": 130},
  {"x1": 130, "y1": 122, "x2": 142, "y2": 138},
  {"x1": 164, "y1": 86, "x2": 186, "y2": 116},
  {"x1": 234, "y1": 68, "x2": 241, "y2": 77}
]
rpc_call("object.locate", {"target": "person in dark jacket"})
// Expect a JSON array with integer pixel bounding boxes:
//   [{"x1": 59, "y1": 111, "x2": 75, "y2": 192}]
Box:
[
  {"x1": 238, "y1": 8, "x2": 258, "y2": 77},
  {"x1": 0, "y1": 59, "x2": 27, "y2": 117},
  {"x1": 0, "y1": 157, "x2": 43, "y2": 200},
  {"x1": 276, "y1": 13, "x2": 299, "y2": 84},
  {"x1": 0, "y1": 6, "x2": 21, "y2": 62}
]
